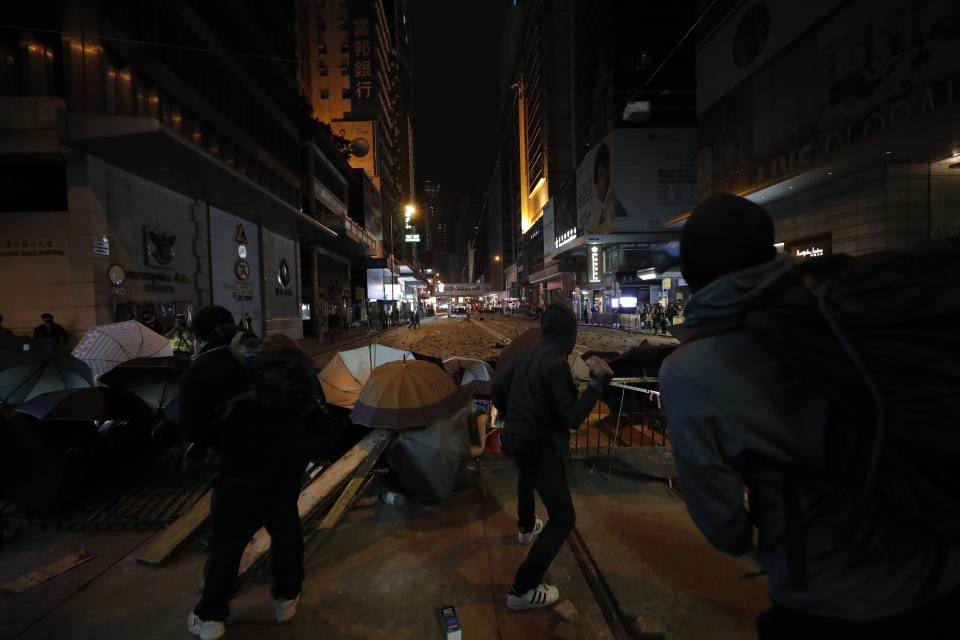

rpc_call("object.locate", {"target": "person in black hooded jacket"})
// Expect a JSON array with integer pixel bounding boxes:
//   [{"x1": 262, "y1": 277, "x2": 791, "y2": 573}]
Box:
[
  {"x1": 492, "y1": 302, "x2": 612, "y2": 611},
  {"x1": 180, "y1": 306, "x2": 311, "y2": 640}
]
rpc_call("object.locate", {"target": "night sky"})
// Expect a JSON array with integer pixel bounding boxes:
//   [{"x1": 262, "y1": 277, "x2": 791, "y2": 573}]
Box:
[{"x1": 409, "y1": 0, "x2": 510, "y2": 225}]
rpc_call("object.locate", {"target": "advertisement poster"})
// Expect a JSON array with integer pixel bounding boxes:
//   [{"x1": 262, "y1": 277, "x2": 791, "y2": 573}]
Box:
[
  {"x1": 576, "y1": 129, "x2": 696, "y2": 234},
  {"x1": 336, "y1": 119, "x2": 376, "y2": 180}
]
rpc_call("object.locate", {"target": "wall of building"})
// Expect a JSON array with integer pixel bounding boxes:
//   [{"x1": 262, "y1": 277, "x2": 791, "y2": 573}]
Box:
[{"x1": 262, "y1": 228, "x2": 302, "y2": 339}]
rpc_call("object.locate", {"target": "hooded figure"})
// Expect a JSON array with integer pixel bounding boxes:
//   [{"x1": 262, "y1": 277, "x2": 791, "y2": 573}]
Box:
[
  {"x1": 491, "y1": 302, "x2": 612, "y2": 612},
  {"x1": 659, "y1": 194, "x2": 960, "y2": 638}
]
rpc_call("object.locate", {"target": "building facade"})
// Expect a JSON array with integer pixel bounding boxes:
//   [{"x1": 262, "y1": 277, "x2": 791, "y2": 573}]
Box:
[{"x1": 690, "y1": 0, "x2": 960, "y2": 256}]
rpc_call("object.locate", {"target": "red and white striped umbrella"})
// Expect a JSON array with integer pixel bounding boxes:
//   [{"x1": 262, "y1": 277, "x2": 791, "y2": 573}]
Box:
[{"x1": 71, "y1": 321, "x2": 172, "y2": 381}]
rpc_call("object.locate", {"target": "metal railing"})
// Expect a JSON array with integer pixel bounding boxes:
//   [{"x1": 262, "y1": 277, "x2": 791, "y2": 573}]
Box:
[{"x1": 569, "y1": 377, "x2": 668, "y2": 460}]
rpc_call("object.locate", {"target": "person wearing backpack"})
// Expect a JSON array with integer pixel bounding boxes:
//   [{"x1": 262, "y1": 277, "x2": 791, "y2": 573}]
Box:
[
  {"x1": 179, "y1": 306, "x2": 318, "y2": 640},
  {"x1": 658, "y1": 194, "x2": 960, "y2": 639}
]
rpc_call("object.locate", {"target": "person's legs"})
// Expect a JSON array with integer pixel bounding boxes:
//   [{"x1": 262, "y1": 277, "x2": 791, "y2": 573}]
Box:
[
  {"x1": 512, "y1": 449, "x2": 574, "y2": 593},
  {"x1": 515, "y1": 456, "x2": 537, "y2": 533},
  {"x1": 264, "y1": 483, "x2": 304, "y2": 601},
  {"x1": 194, "y1": 480, "x2": 264, "y2": 621}
]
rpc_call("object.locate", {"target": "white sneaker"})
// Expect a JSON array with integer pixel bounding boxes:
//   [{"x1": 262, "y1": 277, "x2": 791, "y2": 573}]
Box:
[
  {"x1": 507, "y1": 583, "x2": 560, "y2": 611},
  {"x1": 518, "y1": 518, "x2": 543, "y2": 545},
  {"x1": 187, "y1": 612, "x2": 225, "y2": 640},
  {"x1": 274, "y1": 594, "x2": 300, "y2": 623}
]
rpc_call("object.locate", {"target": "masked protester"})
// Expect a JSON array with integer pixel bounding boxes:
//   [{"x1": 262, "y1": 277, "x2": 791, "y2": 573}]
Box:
[{"x1": 491, "y1": 303, "x2": 612, "y2": 611}]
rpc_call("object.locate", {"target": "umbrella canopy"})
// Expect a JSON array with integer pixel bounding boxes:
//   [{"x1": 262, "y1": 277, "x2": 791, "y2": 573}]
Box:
[
  {"x1": 495, "y1": 328, "x2": 542, "y2": 372},
  {"x1": 15, "y1": 387, "x2": 153, "y2": 423},
  {"x1": 384, "y1": 406, "x2": 471, "y2": 504},
  {"x1": 411, "y1": 351, "x2": 445, "y2": 370},
  {"x1": 493, "y1": 329, "x2": 590, "y2": 379},
  {"x1": 349, "y1": 359, "x2": 468, "y2": 429},
  {"x1": 98, "y1": 356, "x2": 188, "y2": 412},
  {"x1": 319, "y1": 344, "x2": 413, "y2": 409},
  {"x1": 71, "y1": 321, "x2": 172, "y2": 380},
  {"x1": 0, "y1": 335, "x2": 93, "y2": 405}
]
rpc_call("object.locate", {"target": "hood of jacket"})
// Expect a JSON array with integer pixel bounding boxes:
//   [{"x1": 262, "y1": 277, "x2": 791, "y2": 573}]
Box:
[
  {"x1": 683, "y1": 258, "x2": 793, "y2": 327},
  {"x1": 539, "y1": 303, "x2": 577, "y2": 355}
]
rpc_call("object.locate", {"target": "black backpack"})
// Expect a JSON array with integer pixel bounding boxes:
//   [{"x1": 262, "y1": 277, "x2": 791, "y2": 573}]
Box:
[
  {"x1": 690, "y1": 246, "x2": 960, "y2": 544},
  {"x1": 226, "y1": 332, "x2": 320, "y2": 417}
]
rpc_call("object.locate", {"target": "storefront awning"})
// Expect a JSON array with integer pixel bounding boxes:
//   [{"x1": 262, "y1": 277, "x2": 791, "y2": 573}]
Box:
[{"x1": 66, "y1": 114, "x2": 336, "y2": 242}]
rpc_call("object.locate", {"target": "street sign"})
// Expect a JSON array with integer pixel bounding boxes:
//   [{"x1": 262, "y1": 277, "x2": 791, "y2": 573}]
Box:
[{"x1": 112, "y1": 287, "x2": 125, "y2": 295}]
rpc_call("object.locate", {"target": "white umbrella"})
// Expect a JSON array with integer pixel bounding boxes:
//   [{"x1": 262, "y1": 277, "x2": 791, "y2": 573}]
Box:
[
  {"x1": 71, "y1": 321, "x2": 172, "y2": 381},
  {"x1": 318, "y1": 343, "x2": 413, "y2": 408}
]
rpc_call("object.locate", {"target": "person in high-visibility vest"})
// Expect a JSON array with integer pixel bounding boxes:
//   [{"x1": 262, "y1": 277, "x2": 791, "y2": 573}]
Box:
[{"x1": 165, "y1": 313, "x2": 195, "y2": 359}]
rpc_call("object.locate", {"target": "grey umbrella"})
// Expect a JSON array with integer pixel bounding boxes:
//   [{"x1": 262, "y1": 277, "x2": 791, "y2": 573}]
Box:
[{"x1": 384, "y1": 406, "x2": 471, "y2": 504}]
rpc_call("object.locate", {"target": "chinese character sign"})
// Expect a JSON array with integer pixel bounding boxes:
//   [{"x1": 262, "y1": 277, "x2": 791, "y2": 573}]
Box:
[{"x1": 348, "y1": 1, "x2": 377, "y2": 120}]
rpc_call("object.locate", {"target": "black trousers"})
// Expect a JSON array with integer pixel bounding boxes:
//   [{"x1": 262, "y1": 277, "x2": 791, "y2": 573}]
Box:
[
  {"x1": 194, "y1": 477, "x2": 304, "y2": 621},
  {"x1": 513, "y1": 447, "x2": 575, "y2": 593},
  {"x1": 757, "y1": 581, "x2": 960, "y2": 640}
]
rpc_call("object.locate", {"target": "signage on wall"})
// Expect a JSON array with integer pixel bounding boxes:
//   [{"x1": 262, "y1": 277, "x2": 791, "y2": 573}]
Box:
[
  {"x1": 234, "y1": 259, "x2": 251, "y2": 281},
  {"x1": 234, "y1": 224, "x2": 248, "y2": 244},
  {"x1": 588, "y1": 245, "x2": 602, "y2": 283},
  {"x1": 786, "y1": 234, "x2": 832, "y2": 261},
  {"x1": 0, "y1": 239, "x2": 64, "y2": 258},
  {"x1": 277, "y1": 259, "x2": 291, "y2": 287},
  {"x1": 274, "y1": 258, "x2": 293, "y2": 296},
  {"x1": 143, "y1": 226, "x2": 176, "y2": 268},
  {"x1": 107, "y1": 264, "x2": 126, "y2": 286},
  {"x1": 404, "y1": 234, "x2": 420, "y2": 243},
  {"x1": 92, "y1": 234, "x2": 110, "y2": 256}
]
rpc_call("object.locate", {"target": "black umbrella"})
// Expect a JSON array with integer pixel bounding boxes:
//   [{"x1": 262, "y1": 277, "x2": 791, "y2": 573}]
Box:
[
  {"x1": 99, "y1": 356, "x2": 188, "y2": 412},
  {"x1": 0, "y1": 335, "x2": 93, "y2": 405},
  {"x1": 411, "y1": 351, "x2": 445, "y2": 370},
  {"x1": 15, "y1": 387, "x2": 153, "y2": 423}
]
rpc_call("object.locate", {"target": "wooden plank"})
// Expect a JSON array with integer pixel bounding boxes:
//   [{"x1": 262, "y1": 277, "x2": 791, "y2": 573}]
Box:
[
  {"x1": 1, "y1": 550, "x2": 95, "y2": 595},
  {"x1": 236, "y1": 428, "x2": 395, "y2": 579},
  {"x1": 135, "y1": 490, "x2": 212, "y2": 566}
]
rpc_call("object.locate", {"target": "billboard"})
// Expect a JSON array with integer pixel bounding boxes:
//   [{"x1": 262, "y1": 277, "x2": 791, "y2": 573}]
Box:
[
  {"x1": 336, "y1": 120, "x2": 376, "y2": 180},
  {"x1": 576, "y1": 129, "x2": 696, "y2": 235},
  {"x1": 348, "y1": 0, "x2": 377, "y2": 120}
]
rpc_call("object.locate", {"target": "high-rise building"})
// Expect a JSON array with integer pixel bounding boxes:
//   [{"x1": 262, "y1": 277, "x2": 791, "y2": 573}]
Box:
[
  {"x1": 302, "y1": 0, "x2": 416, "y2": 265},
  {"x1": 423, "y1": 179, "x2": 440, "y2": 253},
  {"x1": 489, "y1": 0, "x2": 698, "y2": 313}
]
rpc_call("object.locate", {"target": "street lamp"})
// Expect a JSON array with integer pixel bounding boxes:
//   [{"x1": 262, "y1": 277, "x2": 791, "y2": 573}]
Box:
[{"x1": 493, "y1": 255, "x2": 501, "y2": 261}]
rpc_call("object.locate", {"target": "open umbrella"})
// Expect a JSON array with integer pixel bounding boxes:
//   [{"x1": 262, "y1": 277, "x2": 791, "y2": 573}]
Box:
[
  {"x1": 411, "y1": 351, "x2": 445, "y2": 370},
  {"x1": 15, "y1": 387, "x2": 153, "y2": 423},
  {"x1": 349, "y1": 359, "x2": 467, "y2": 429},
  {"x1": 71, "y1": 321, "x2": 172, "y2": 380},
  {"x1": 318, "y1": 344, "x2": 413, "y2": 409},
  {"x1": 384, "y1": 406, "x2": 471, "y2": 504},
  {"x1": 0, "y1": 335, "x2": 93, "y2": 405},
  {"x1": 98, "y1": 356, "x2": 187, "y2": 409}
]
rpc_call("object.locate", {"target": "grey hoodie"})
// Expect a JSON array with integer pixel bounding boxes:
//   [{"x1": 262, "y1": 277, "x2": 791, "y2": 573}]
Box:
[{"x1": 659, "y1": 259, "x2": 960, "y2": 620}]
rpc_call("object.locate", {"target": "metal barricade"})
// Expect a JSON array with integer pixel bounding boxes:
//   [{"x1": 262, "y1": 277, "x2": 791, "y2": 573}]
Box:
[{"x1": 569, "y1": 377, "x2": 668, "y2": 460}]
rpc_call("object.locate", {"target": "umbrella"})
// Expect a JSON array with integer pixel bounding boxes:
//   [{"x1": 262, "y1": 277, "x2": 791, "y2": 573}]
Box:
[
  {"x1": 98, "y1": 357, "x2": 187, "y2": 409},
  {"x1": 0, "y1": 335, "x2": 93, "y2": 405},
  {"x1": 15, "y1": 387, "x2": 153, "y2": 423},
  {"x1": 411, "y1": 351, "x2": 445, "y2": 370},
  {"x1": 318, "y1": 344, "x2": 413, "y2": 409},
  {"x1": 349, "y1": 359, "x2": 468, "y2": 429},
  {"x1": 385, "y1": 406, "x2": 472, "y2": 504},
  {"x1": 71, "y1": 321, "x2": 172, "y2": 380},
  {"x1": 495, "y1": 328, "x2": 541, "y2": 371}
]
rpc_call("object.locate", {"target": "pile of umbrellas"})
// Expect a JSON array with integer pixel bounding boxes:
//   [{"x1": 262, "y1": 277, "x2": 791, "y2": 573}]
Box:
[{"x1": 0, "y1": 321, "x2": 183, "y2": 514}]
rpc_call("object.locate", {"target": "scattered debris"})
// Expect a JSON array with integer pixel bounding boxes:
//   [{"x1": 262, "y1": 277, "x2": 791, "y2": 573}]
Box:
[
  {"x1": 440, "y1": 605, "x2": 462, "y2": 639},
  {"x1": 553, "y1": 599, "x2": 579, "y2": 624},
  {"x1": 635, "y1": 616, "x2": 668, "y2": 639},
  {"x1": 1, "y1": 549, "x2": 95, "y2": 594}
]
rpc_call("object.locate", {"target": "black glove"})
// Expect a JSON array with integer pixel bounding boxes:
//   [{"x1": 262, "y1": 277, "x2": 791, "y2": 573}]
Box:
[{"x1": 589, "y1": 369, "x2": 613, "y2": 391}]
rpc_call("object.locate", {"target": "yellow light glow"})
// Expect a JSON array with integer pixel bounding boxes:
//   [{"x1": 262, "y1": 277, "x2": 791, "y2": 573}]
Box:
[
  {"x1": 493, "y1": 255, "x2": 500, "y2": 261},
  {"x1": 404, "y1": 204, "x2": 415, "y2": 215}
]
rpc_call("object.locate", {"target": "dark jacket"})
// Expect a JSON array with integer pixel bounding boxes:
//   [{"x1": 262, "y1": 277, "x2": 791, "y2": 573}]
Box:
[
  {"x1": 178, "y1": 340, "x2": 309, "y2": 485},
  {"x1": 659, "y1": 259, "x2": 960, "y2": 620},
  {"x1": 33, "y1": 322, "x2": 69, "y2": 345},
  {"x1": 492, "y1": 305, "x2": 599, "y2": 454}
]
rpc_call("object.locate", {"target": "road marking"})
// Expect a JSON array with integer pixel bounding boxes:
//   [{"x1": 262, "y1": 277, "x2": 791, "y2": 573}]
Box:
[{"x1": 470, "y1": 318, "x2": 509, "y2": 343}]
